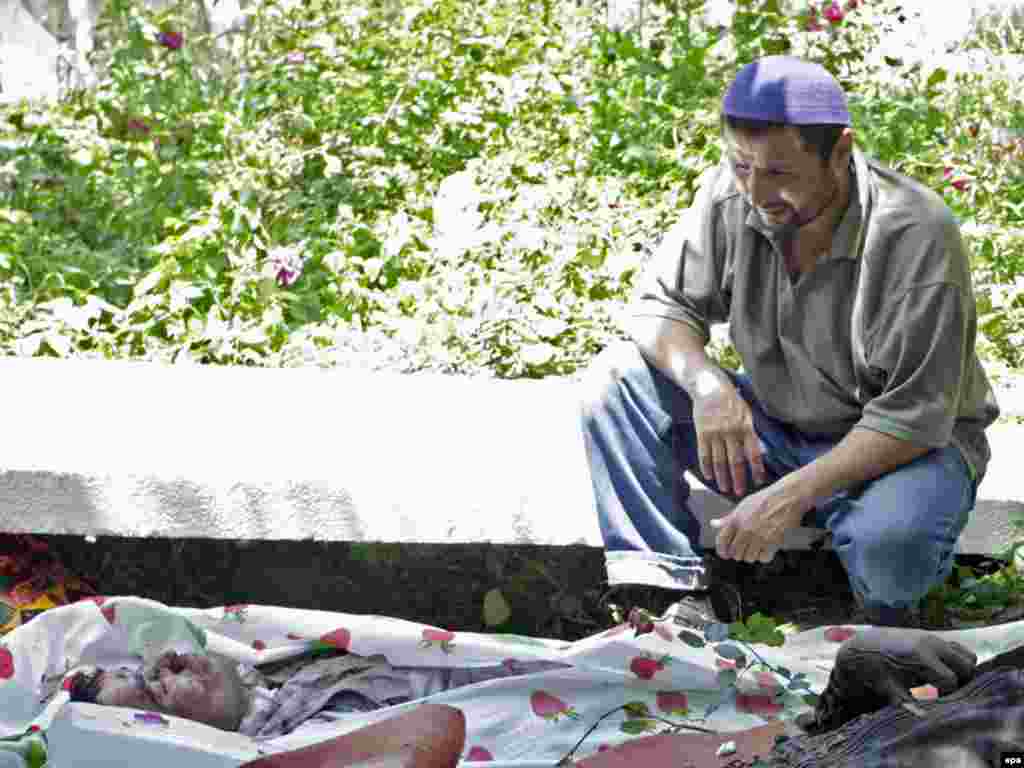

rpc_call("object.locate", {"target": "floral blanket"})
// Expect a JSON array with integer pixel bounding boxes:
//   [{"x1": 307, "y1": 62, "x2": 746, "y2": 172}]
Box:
[{"x1": 1, "y1": 597, "x2": 1023, "y2": 765}]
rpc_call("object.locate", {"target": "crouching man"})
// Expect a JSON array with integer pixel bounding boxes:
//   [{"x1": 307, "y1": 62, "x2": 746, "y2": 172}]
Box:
[{"x1": 579, "y1": 55, "x2": 1000, "y2": 629}]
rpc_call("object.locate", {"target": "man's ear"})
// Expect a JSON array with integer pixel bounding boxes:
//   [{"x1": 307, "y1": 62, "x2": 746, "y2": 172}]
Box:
[{"x1": 832, "y1": 127, "x2": 855, "y2": 170}]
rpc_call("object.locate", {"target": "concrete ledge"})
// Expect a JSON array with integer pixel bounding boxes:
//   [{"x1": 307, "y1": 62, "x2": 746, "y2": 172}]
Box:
[
  {"x1": 0, "y1": 357, "x2": 601, "y2": 545},
  {"x1": 0, "y1": 357, "x2": 1020, "y2": 559}
]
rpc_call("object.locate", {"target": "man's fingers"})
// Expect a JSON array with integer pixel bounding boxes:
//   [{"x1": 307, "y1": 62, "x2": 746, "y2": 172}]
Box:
[
  {"x1": 730, "y1": 529, "x2": 757, "y2": 563},
  {"x1": 711, "y1": 437, "x2": 732, "y2": 495},
  {"x1": 745, "y1": 432, "x2": 767, "y2": 487},
  {"x1": 697, "y1": 433, "x2": 727, "y2": 493},
  {"x1": 741, "y1": 540, "x2": 764, "y2": 564},
  {"x1": 727, "y1": 437, "x2": 747, "y2": 497},
  {"x1": 715, "y1": 515, "x2": 735, "y2": 559},
  {"x1": 697, "y1": 434, "x2": 712, "y2": 486}
]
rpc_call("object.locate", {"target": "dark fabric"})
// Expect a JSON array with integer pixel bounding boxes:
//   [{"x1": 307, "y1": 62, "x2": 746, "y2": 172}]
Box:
[
  {"x1": 807, "y1": 628, "x2": 978, "y2": 734},
  {"x1": 771, "y1": 667, "x2": 1024, "y2": 768},
  {"x1": 977, "y1": 644, "x2": 1024, "y2": 677}
]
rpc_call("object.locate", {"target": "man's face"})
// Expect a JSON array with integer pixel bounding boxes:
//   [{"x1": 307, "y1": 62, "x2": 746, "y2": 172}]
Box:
[
  {"x1": 723, "y1": 125, "x2": 840, "y2": 235},
  {"x1": 95, "y1": 651, "x2": 243, "y2": 730},
  {"x1": 93, "y1": 666, "x2": 161, "y2": 712}
]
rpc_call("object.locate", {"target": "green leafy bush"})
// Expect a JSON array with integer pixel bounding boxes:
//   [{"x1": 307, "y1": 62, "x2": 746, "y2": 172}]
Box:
[{"x1": 1, "y1": 0, "x2": 1023, "y2": 380}]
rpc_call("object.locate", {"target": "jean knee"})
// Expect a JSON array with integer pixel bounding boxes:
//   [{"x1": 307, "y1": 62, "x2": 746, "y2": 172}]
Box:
[
  {"x1": 845, "y1": 529, "x2": 946, "y2": 605},
  {"x1": 578, "y1": 341, "x2": 649, "y2": 421}
]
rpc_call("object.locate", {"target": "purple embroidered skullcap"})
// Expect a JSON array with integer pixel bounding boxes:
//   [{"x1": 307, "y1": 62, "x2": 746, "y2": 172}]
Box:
[{"x1": 723, "y1": 56, "x2": 850, "y2": 126}]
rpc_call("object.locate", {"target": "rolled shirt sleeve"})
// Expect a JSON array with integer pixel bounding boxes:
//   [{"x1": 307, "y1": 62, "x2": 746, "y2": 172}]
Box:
[
  {"x1": 857, "y1": 281, "x2": 967, "y2": 448},
  {"x1": 627, "y1": 167, "x2": 731, "y2": 345}
]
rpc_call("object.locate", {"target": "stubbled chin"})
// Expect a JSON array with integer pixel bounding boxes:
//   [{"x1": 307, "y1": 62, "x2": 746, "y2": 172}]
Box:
[{"x1": 757, "y1": 212, "x2": 795, "y2": 234}]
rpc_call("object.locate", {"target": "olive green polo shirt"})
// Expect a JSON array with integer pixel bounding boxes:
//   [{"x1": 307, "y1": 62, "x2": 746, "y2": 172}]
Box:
[{"x1": 631, "y1": 149, "x2": 1000, "y2": 482}]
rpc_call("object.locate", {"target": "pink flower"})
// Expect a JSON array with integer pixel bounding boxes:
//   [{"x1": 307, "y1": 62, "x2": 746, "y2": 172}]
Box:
[
  {"x1": 824, "y1": 2, "x2": 845, "y2": 23},
  {"x1": 276, "y1": 268, "x2": 299, "y2": 287},
  {"x1": 269, "y1": 245, "x2": 304, "y2": 287},
  {"x1": 943, "y1": 167, "x2": 970, "y2": 191},
  {"x1": 126, "y1": 118, "x2": 151, "y2": 135},
  {"x1": 158, "y1": 31, "x2": 184, "y2": 50},
  {"x1": 824, "y1": 627, "x2": 856, "y2": 643},
  {"x1": 736, "y1": 693, "x2": 784, "y2": 718},
  {"x1": 806, "y1": 10, "x2": 824, "y2": 31},
  {"x1": 846, "y1": 0, "x2": 860, "y2": 9},
  {"x1": 286, "y1": 51, "x2": 306, "y2": 65},
  {"x1": 466, "y1": 747, "x2": 493, "y2": 762}
]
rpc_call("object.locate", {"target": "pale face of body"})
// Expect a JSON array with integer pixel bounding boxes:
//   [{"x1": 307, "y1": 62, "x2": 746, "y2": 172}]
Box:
[
  {"x1": 94, "y1": 651, "x2": 247, "y2": 731},
  {"x1": 92, "y1": 665, "x2": 159, "y2": 711}
]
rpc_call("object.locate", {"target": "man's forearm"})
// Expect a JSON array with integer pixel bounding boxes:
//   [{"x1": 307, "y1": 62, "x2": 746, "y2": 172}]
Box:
[
  {"x1": 631, "y1": 317, "x2": 731, "y2": 400},
  {"x1": 775, "y1": 427, "x2": 933, "y2": 508}
]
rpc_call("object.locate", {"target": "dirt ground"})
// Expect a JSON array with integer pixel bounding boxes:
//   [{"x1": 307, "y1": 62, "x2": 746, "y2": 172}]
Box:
[{"x1": 35, "y1": 534, "x2": 1019, "y2": 639}]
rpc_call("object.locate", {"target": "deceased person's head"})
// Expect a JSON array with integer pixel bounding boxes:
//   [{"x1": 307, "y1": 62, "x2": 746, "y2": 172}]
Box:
[{"x1": 69, "y1": 650, "x2": 248, "y2": 731}]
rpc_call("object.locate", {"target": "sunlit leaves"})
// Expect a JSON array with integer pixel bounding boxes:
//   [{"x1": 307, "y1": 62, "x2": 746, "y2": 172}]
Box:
[{"x1": 0, "y1": 0, "x2": 1018, "y2": 381}]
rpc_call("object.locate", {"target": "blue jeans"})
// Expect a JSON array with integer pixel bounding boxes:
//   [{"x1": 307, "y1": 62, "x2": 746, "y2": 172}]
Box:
[{"x1": 579, "y1": 341, "x2": 978, "y2": 619}]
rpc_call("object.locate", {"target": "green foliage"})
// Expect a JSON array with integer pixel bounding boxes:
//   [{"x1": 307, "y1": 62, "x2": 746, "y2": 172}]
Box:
[
  {"x1": 925, "y1": 513, "x2": 1024, "y2": 623},
  {"x1": 622, "y1": 701, "x2": 651, "y2": 718},
  {"x1": 1, "y1": 0, "x2": 1023, "y2": 384},
  {"x1": 728, "y1": 612, "x2": 786, "y2": 647},
  {"x1": 0, "y1": 0, "x2": 957, "y2": 372}
]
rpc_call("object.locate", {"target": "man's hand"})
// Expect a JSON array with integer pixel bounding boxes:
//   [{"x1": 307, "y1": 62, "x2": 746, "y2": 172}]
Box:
[
  {"x1": 811, "y1": 628, "x2": 978, "y2": 732},
  {"x1": 691, "y1": 372, "x2": 767, "y2": 497},
  {"x1": 709, "y1": 484, "x2": 811, "y2": 563}
]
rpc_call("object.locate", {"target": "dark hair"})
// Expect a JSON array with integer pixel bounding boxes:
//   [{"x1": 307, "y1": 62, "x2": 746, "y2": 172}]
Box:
[
  {"x1": 68, "y1": 668, "x2": 104, "y2": 703},
  {"x1": 720, "y1": 114, "x2": 845, "y2": 166}
]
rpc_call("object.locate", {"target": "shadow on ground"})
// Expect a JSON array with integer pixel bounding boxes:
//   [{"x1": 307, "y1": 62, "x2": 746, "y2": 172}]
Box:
[{"x1": 36, "y1": 535, "x2": 1015, "y2": 639}]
